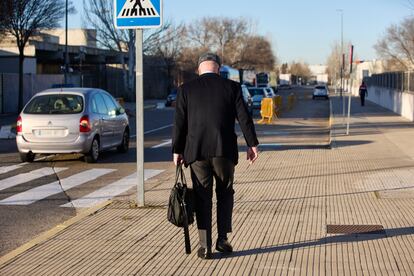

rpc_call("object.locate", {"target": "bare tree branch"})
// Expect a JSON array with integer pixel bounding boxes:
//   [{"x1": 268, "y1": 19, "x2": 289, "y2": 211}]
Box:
[{"x1": 375, "y1": 16, "x2": 414, "y2": 71}]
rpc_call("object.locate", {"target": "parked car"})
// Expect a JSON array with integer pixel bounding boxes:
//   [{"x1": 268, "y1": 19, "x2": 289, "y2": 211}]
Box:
[
  {"x1": 241, "y1": 85, "x2": 253, "y2": 115},
  {"x1": 278, "y1": 83, "x2": 292, "y2": 90},
  {"x1": 16, "y1": 88, "x2": 130, "y2": 163},
  {"x1": 165, "y1": 88, "x2": 177, "y2": 107},
  {"x1": 264, "y1": 87, "x2": 276, "y2": 97},
  {"x1": 248, "y1": 87, "x2": 269, "y2": 109},
  {"x1": 312, "y1": 85, "x2": 329, "y2": 100}
]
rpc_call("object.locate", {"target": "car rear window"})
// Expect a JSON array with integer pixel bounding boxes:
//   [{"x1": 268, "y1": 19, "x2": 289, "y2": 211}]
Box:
[
  {"x1": 24, "y1": 94, "x2": 83, "y2": 114},
  {"x1": 315, "y1": 86, "x2": 326, "y2": 90}
]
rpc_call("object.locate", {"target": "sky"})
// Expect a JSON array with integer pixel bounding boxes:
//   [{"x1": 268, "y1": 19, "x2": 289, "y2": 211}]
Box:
[{"x1": 68, "y1": 0, "x2": 412, "y2": 65}]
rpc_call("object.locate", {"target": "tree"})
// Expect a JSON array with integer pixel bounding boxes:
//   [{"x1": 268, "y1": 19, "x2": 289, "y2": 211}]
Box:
[
  {"x1": 1, "y1": 0, "x2": 69, "y2": 111},
  {"x1": 84, "y1": 0, "x2": 171, "y2": 97},
  {"x1": 185, "y1": 17, "x2": 276, "y2": 71},
  {"x1": 326, "y1": 42, "x2": 342, "y2": 84},
  {"x1": 148, "y1": 22, "x2": 186, "y2": 91},
  {"x1": 234, "y1": 35, "x2": 276, "y2": 71},
  {"x1": 289, "y1": 62, "x2": 312, "y2": 80},
  {"x1": 0, "y1": 1, "x2": 13, "y2": 40},
  {"x1": 375, "y1": 16, "x2": 414, "y2": 71},
  {"x1": 280, "y1": 63, "x2": 289, "y2": 74},
  {"x1": 325, "y1": 41, "x2": 353, "y2": 84}
]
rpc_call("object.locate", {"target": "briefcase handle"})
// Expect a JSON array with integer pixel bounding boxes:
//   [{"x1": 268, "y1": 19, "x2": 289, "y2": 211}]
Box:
[{"x1": 175, "y1": 164, "x2": 187, "y2": 186}]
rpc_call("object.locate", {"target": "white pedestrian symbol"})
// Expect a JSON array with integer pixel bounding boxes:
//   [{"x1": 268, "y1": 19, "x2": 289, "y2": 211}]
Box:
[{"x1": 118, "y1": 0, "x2": 159, "y2": 18}]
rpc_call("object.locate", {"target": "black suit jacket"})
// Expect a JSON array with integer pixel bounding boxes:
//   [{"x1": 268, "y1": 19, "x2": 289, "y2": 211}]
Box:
[{"x1": 172, "y1": 73, "x2": 259, "y2": 165}]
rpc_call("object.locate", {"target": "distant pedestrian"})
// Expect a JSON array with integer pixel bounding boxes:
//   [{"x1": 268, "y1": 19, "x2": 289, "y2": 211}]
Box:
[
  {"x1": 172, "y1": 53, "x2": 259, "y2": 259},
  {"x1": 359, "y1": 81, "x2": 368, "y2": 106}
]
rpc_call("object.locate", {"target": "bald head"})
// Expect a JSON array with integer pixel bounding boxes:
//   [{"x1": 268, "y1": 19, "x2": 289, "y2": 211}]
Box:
[{"x1": 198, "y1": 61, "x2": 220, "y2": 75}]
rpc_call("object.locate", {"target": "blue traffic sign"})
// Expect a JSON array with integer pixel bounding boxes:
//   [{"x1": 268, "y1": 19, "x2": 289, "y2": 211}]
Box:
[{"x1": 114, "y1": 0, "x2": 162, "y2": 29}]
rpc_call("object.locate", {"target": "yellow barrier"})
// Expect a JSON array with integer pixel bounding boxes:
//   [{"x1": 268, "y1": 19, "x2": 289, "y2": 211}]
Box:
[
  {"x1": 273, "y1": 95, "x2": 282, "y2": 117},
  {"x1": 287, "y1": 93, "x2": 296, "y2": 111},
  {"x1": 258, "y1": 96, "x2": 283, "y2": 124},
  {"x1": 258, "y1": 98, "x2": 274, "y2": 124}
]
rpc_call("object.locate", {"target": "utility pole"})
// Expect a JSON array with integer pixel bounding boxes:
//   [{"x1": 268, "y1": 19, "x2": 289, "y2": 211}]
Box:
[
  {"x1": 64, "y1": 0, "x2": 69, "y2": 85},
  {"x1": 336, "y1": 9, "x2": 344, "y2": 119}
]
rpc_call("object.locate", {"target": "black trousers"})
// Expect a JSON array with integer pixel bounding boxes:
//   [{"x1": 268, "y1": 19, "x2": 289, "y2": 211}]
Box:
[
  {"x1": 190, "y1": 157, "x2": 235, "y2": 247},
  {"x1": 360, "y1": 95, "x2": 365, "y2": 106}
]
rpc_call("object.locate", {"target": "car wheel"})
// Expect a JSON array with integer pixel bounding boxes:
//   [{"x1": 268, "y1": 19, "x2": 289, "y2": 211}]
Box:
[
  {"x1": 312, "y1": 96, "x2": 315, "y2": 100},
  {"x1": 20, "y1": 152, "x2": 35, "y2": 163},
  {"x1": 85, "y1": 137, "x2": 100, "y2": 163},
  {"x1": 326, "y1": 96, "x2": 329, "y2": 100},
  {"x1": 117, "y1": 129, "x2": 130, "y2": 153}
]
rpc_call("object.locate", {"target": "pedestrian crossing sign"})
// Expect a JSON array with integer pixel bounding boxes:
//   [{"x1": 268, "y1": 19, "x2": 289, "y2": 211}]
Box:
[{"x1": 114, "y1": 0, "x2": 162, "y2": 29}]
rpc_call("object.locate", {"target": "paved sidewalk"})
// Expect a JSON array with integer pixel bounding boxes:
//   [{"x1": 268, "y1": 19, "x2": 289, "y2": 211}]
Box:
[{"x1": 2, "y1": 96, "x2": 414, "y2": 275}]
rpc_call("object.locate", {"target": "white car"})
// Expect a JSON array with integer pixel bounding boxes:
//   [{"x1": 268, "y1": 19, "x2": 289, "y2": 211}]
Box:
[
  {"x1": 312, "y1": 85, "x2": 329, "y2": 100},
  {"x1": 16, "y1": 88, "x2": 130, "y2": 163}
]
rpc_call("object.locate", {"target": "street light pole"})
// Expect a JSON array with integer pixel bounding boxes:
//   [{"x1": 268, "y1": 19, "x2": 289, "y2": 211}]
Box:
[
  {"x1": 64, "y1": 0, "x2": 69, "y2": 85},
  {"x1": 336, "y1": 9, "x2": 344, "y2": 118}
]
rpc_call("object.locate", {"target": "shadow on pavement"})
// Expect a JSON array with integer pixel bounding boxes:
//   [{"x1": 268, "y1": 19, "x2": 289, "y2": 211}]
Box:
[
  {"x1": 332, "y1": 140, "x2": 372, "y2": 148},
  {"x1": 218, "y1": 226, "x2": 414, "y2": 259}
]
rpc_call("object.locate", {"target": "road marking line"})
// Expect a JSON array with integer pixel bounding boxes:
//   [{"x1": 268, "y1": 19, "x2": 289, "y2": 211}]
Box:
[
  {"x1": 61, "y1": 169, "x2": 164, "y2": 208},
  {"x1": 0, "y1": 163, "x2": 27, "y2": 175},
  {"x1": 151, "y1": 139, "x2": 172, "y2": 149},
  {"x1": 0, "y1": 169, "x2": 116, "y2": 205},
  {"x1": 130, "y1": 124, "x2": 173, "y2": 138},
  {"x1": 145, "y1": 124, "x2": 174, "y2": 135},
  {"x1": 0, "y1": 167, "x2": 67, "y2": 192},
  {"x1": 260, "y1": 143, "x2": 282, "y2": 147}
]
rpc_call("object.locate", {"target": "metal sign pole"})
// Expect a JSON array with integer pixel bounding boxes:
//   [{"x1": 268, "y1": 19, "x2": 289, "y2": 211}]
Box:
[
  {"x1": 346, "y1": 45, "x2": 354, "y2": 135},
  {"x1": 136, "y1": 29, "x2": 145, "y2": 207},
  {"x1": 346, "y1": 79, "x2": 352, "y2": 135}
]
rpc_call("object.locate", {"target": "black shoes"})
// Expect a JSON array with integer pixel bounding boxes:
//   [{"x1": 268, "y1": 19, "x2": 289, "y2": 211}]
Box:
[
  {"x1": 197, "y1": 247, "x2": 212, "y2": 259},
  {"x1": 216, "y1": 238, "x2": 233, "y2": 254},
  {"x1": 197, "y1": 239, "x2": 233, "y2": 259}
]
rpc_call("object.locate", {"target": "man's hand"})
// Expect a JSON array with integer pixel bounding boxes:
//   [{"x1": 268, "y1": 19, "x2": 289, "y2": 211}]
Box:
[
  {"x1": 247, "y1": 146, "x2": 258, "y2": 164},
  {"x1": 173, "y1": 153, "x2": 184, "y2": 166}
]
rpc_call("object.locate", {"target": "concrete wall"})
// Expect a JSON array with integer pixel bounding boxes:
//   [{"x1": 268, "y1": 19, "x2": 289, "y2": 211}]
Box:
[
  {"x1": 0, "y1": 57, "x2": 37, "y2": 74},
  {"x1": 0, "y1": 74, "x2": 80, "y2": 114},
  {"x1": 363, "y1": 86, "x2": 414, "y2": 121}
]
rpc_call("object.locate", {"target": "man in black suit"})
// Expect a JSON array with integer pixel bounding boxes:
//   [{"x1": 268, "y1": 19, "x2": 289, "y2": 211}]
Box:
[{"x1": 172, "y1": 53, "x2": 259, "y2": 259}]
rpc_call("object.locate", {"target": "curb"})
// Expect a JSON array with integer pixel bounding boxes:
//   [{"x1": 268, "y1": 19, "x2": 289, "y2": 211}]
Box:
[{"x1": 0, "y1": 200, "x2": 113, "y2": 268}]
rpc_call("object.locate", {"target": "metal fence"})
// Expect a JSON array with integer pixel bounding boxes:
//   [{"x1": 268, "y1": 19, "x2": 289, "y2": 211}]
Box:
[{"x1": 364, "y1": 71, "x2": 414, "y2": 92}]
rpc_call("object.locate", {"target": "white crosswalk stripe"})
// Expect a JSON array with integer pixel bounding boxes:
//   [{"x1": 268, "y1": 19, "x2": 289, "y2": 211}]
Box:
[
  {"x1": 0, "y1": 167, "x2": 67, "y2": 192},
  {"x1": 0, "y1": 163, "x2": 26, "y2": 175},
  {"x1": 0, "y1": 168, "x2": 115, "y2": 205},
  {"x1": 61, "y1": 169, "x2": 164, "y2": 208}
]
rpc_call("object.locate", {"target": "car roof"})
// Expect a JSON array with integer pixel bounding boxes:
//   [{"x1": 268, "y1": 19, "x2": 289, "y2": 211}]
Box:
[{"x1": 35, "y1": 88, "x2": 103, "y2": 96}]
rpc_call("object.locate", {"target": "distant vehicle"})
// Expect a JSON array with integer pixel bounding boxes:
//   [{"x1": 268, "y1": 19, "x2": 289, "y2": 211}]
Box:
[
  {"x1": 312, "y1": 85, "x2": 329, "y2": 100},
  {"x1": 165, "y1": 88, "x2": 177, "y2": 107},
  {"x1": 278, "y1": 83, "x2": 292, "y2": 90},
  {"x1": 248, "y1": 87, "x2": 269, "y2": 109},
  {"x1": 279, "y1": 74, "x2": 292, "y2": 86},
  {"x1": 264, "y1": 87, "x2": 276, "y2": 97},
  {"x1": 241, "y1": 84, "x2": 253, "y2": 115},
  {"x1": 256, "y1": 72, "x2": 270, "y2": 88},
  {"x1": 16, "y1": 88, "x2": 130, "y2": 163},
  {"x1": 240, "y1": 69, "x2": 256, "y2": 86},
  {"x1": 220, "y1": 65, "x2": 240, "y2": 83}
]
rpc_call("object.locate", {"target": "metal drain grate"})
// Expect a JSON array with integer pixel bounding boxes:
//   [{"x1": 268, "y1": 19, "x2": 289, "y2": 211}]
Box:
[{"x1": 327, "y1": 224, "x2": 385, "y2": 234}]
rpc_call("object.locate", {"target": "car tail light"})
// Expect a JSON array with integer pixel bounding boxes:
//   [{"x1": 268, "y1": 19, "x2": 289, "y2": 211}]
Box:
[
  {"x1": 16, "y1": 116, "x2": 22, "y2": 133},
  {"x1": 79, "y1": 115, "x2": 91, "y2": 133}
]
